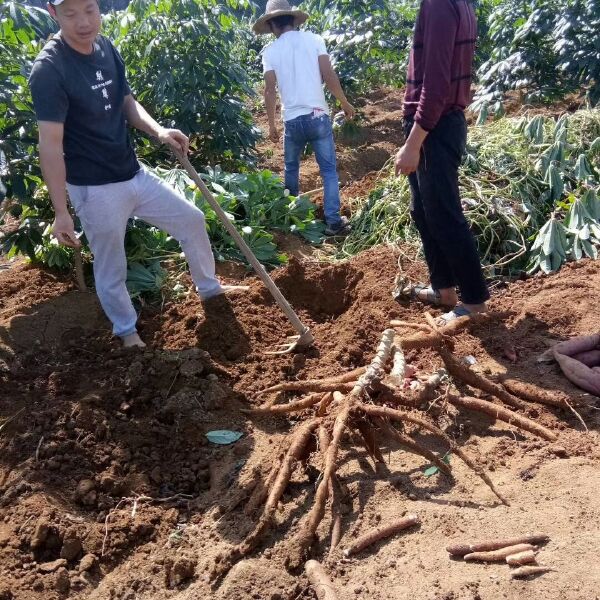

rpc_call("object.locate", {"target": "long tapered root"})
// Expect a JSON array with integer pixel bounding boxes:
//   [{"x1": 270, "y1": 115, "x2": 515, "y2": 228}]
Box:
[
  {"x1": 448, "y1": 394, "x2": 558, "y2": 441},
  {"x1": 286, "y1": 329, "x2": 397, "y2": 568},
  {"x1": 447, "y1": 533, "x2": 550, "y2": 556},
  {"x1": 257, "y1": 368, "x2": 365, "y2": 396},
  {"x1": 214, "y1": 419, "x2": 321, "y2": 578},
  {"x1": 285, "y1": 404, "x2": 352, "y2": 569},
  {"x1": 244, "y1": 393, "x2": 325, "y2": 415},
  {"x1": 439, "y1": 348, "x2": 529, "y2": 412},
  {"x1": 257, "y1": 381, "x2": 356, "y2": 396},
  {"x1": 375, "y1": 417, "x2": 452, "y2": 476},
  {"x1": 343, "y1": 514, "x2": 420, "y2": 557},
  {"x1": 360, "y1": 404, "x2": 509, "y2": 505}
]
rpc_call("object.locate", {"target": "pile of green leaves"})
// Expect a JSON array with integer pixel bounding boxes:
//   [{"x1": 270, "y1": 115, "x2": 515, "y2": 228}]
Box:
[
  {"x1": 120, "y1": 166, "x2": 325, "y2": 298},
  {"x1": 473, "y1": 0, "x2": 600, "y2": 115},
  {"x1": 157, "y1": 165, "x2": 325, "y2": 266},
  {"x1": 338, "y1": 109, "x2": 600, "y2": 276}
]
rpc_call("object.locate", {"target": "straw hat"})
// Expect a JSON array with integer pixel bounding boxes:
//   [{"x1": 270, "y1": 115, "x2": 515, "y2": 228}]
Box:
[{"x1": 253, "y1": 0, "x2": 309, "y2": 35}]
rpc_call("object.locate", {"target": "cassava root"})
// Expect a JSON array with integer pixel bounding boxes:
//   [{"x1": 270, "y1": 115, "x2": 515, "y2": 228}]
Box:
[
  {"x1": 510, "y1": 565, "x2": 555, "y2": 579},
  {"x1": 343, "y1": 514, "x2": 420, "y2": 557},
  {"x1": 464, "y1": 543, "x2": 537, "y2": 562},
  {"x1": 305, "y1": 560, "x2": 339, "y2": 600},
  {"x1": 446, "y1": 533, "x2": 549, "y2": 556},
  {"x1": 506, "y1": 550, "x2": 537, "y2": 566}
]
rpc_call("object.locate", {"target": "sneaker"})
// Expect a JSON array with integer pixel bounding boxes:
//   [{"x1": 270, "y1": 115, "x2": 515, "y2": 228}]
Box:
[{"x1": 324, "y1": 216, "x2": 351, "y2": 237}]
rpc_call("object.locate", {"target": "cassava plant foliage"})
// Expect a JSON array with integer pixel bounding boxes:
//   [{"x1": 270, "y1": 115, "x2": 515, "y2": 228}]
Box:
[
  {"x1": 103, "y1": 0, "x2": 261, "y2": 167},
  {"x1": 0, "y1": 2, "x2": 56, "y2": 205},
  {"x1": 300, "y1": 0, "x2": 418, "y2": 95},
  {"x1": 472, "y1": 0, "x2": 600, "y2": 115},
  {"x1": 340, "y1": 110, "x2": 600, "y2": 276}
]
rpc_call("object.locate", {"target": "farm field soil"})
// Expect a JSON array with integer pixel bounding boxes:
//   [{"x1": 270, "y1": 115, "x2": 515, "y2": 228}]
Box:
[
  {"x1": 1, "y1": 87, "x2": 599, "y2": 599},
  {"x1": 0, "y1": 246, "x2": 599, "y2": 600}
]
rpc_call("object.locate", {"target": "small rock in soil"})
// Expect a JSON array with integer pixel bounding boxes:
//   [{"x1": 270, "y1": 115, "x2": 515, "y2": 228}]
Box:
[
  {"x1": 180, "y1": 359, "x2": 204, "y2": 378},
  {"x1": 54, "y1": 567, "x2": 70, "y2": 594},
  {"x1": 38, "y1": 558, "x2": 67, "y2": 573},
  {"x1": 75, "y1": 479, "x2": 95, "y2": 498},
  {"x1": 60, "y1": 535, "x2": 82, "y2": 561},
  {"x1": 78, "y1": 554, "x2": 97, "y2": 573},
  {"x1": 549, "y1": 445, "x2": 568, "y2": 457},
  {"x1": 150, "y1": 466, "x2": 162, "y2": 484},
  {"x1": 0, "y1": 587, "x2": 13, "y2": 600},
  {"x1": 167, "y1": 556, "x2": 196, "y2": 587}
]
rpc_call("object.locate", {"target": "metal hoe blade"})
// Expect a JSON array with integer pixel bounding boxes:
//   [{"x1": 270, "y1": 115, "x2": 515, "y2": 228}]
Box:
[{"x1": 265, "y1": 328, "x2": 315, "y2": 355}]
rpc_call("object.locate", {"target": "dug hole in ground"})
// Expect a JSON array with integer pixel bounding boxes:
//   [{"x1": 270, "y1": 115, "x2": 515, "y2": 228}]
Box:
[{"x1": 0, "y1": 89, "x2": 599, "y2": 600}]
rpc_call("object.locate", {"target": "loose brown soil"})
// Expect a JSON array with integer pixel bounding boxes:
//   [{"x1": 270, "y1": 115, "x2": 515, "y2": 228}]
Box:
[
  {"x1": 1, "y1": 88, "x2": 599, "y2": 600},
  {"x1": 0, "y1": 247, "x2": 599, "y2": 600}
]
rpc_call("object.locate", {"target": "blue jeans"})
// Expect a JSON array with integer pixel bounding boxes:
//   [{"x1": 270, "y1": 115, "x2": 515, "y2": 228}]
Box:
[{"x1": 284, "y1": 113, "x2": 342, "y2": 229}]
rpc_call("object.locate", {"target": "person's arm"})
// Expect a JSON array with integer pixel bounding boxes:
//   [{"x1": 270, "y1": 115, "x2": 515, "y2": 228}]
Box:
[
  {"x1": 396, "y1": 0, "x2": 457, "y2": 176},
  {"x1": 122, "y1": 94, "x2": 189, "y2": 155},
  {"x1": 394, "y1": 122, "x2": 428, "y2": 176},
  {"x1": 38, "y1": 121, "x2": 80, "y2": 248},
  {"x1": 264, "y1": 70, "x2": 279, "y2": 142},
  {"x1": 318, "y1": 55, "x2": 355, "y2": 119},
  {"x1": 414, "y1": 0, "x2": 457, "y2": 132}
]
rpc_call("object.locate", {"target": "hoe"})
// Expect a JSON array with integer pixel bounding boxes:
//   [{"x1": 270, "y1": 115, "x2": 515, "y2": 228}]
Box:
[{"x1": 177, "y1": 153, "x2": 314, "y2": 354}]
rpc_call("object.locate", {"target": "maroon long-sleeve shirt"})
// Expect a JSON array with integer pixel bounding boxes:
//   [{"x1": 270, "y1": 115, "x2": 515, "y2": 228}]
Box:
[{"x1": 403, "y1": 0, "x2": 477, "y2": 131}]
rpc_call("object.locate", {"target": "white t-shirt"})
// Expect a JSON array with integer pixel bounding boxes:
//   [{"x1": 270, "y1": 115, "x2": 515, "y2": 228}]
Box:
[{"x1": 262, "y1": 30, "x2": 330, "y2": 122}]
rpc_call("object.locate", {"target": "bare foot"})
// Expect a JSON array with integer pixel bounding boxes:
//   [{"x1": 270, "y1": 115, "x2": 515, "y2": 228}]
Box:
[{"x1": 121, "y1": 332, "x2": 146, "y2": 348}]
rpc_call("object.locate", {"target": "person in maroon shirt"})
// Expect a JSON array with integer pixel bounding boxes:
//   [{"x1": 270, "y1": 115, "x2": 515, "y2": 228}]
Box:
[{"x1": 395, "y1": 0, "x2": 489, "y2": 324}]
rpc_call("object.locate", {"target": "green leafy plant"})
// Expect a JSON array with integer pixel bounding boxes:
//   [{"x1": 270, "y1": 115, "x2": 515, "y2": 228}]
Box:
[
  {"x1": 103, "y1": 0, "x2": 260, "y2": 168},
  {"x1": 339, "y1": 110, "x2": 600, "y2": 276},
  {"x1": 0, "y1": 1, "x2": 56, "y2": 203},
  {"x1": 473, "y1": 0, "x2": 600, "y2": 116},
  {"x1": 300, "y1": 0, "x2": 418, "y2": 96}
]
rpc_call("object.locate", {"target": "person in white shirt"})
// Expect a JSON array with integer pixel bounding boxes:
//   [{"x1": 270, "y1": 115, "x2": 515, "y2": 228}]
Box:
[{"x1": 253, "y1": 0, "x2": 355, "y2": 236}]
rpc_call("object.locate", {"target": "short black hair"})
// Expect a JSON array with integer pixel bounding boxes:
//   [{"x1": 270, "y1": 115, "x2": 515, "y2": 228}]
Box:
[{"x1": 268, "y1": 14, "x2": 295, "y2": 30}]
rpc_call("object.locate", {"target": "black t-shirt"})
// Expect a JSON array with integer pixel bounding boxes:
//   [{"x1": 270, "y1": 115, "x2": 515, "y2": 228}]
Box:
[{"x1": 29, "y1": 33, "x2": 140, "y2": 186}]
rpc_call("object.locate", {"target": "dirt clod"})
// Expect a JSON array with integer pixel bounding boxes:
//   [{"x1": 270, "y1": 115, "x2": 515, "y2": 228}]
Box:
[
  {"x1": 78, "y1": 553, "x2": 97, "y2": 573},
  {"x1": 38, "y1": 559, "x2": 67, "y2": 574}
]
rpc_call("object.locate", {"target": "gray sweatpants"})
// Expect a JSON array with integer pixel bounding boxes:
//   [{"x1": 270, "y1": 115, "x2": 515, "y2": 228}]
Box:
[{"x1": 67, "y1": 167, "x2": 222, "y2": 337}]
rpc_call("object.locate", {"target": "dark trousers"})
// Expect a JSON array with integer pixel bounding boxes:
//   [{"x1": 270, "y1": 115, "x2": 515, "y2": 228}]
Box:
[{"x1": 404, "y1": 111, "x2": 489, "y2": 305}]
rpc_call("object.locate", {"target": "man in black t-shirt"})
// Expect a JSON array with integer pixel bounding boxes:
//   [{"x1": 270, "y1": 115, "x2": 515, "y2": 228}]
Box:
[{"x1": 29, "y1": 0, "x2": 241, "y2": 347}]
